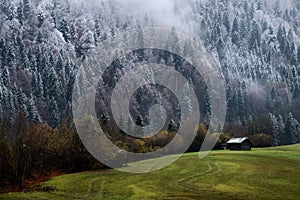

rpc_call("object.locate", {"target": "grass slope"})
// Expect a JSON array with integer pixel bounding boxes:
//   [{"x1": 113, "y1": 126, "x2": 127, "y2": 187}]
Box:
[{"x1": 1, "y1": 145, "x2": 300, "y2": 200}]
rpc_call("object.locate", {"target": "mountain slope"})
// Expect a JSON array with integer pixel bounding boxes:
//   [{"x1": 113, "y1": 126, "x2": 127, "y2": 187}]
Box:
[{"x1": 0, "y1": 0, "x2": 300, "y2": 144}]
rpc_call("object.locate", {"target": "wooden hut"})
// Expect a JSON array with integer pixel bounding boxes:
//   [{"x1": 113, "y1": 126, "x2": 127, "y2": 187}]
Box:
[{"x1": 226, "y1": 137, "x2": 254, "y2": 150}]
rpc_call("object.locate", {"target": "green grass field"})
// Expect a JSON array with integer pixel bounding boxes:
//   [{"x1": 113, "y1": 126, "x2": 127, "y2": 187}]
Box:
[{"x1": 1, "y1": 144, "x2": 300, "y2": 200}]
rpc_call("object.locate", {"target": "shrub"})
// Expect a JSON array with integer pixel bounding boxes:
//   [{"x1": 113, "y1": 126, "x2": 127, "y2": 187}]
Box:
[{"x1": 250, "y1": 133, "x2": 274, "y2": 147}]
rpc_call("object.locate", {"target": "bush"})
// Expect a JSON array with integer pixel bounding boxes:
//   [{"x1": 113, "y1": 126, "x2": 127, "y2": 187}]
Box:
[
  {"x1": 187, "y1": 123, "x2": 208, "y2": 152},
  {"x1": 250, "y1": 133, "x2": 274, "y2": 147},
  {"x1": 0, "y1": 137, "x2": 14, "y2": 189},
  {"x1": 214, "y1": 133, "x2": 231, "y2": 149},
  {"x1": 0, "y1": 119, "x2": 106, "y2": 190}
]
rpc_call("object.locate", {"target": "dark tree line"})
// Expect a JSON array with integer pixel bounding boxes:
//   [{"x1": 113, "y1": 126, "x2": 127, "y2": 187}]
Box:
[{"x1": 0, "y1": 109, "x2": 104, "y2": 191}]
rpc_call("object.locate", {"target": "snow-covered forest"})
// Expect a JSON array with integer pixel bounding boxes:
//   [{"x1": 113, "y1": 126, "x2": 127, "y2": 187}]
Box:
[{"x1": 0, "y1": 0, "x2": 300, "y2": 145}]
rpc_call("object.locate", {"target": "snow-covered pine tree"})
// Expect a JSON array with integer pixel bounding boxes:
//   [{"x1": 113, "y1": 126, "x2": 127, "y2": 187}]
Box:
[
  {"x1": 285, "y1": 113, "x2": 300, "y2": 144},
  {"x1": 269, "y1": 113, "x2": 280, "y2": 146}
]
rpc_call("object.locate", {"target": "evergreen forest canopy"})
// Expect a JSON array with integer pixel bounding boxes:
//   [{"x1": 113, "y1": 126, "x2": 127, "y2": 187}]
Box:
[{"x1": 0, "y1": 0, "x2": 300, "y2": 147}]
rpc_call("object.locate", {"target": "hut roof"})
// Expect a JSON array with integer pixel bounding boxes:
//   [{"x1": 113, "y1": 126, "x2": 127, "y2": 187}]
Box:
[{"x1": 226, "y1": 137, "x2": 254, "y2": 145}]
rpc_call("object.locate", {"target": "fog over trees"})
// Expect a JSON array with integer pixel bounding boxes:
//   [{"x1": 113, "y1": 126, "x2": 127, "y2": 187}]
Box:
[{"x1": 0, "y1": 0, "x2": 300, "y2": 146}]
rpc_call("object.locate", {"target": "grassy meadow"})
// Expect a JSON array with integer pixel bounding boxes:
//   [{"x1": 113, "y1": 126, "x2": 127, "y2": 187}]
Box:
[{"x1": 1, "y1": 144, "x2": 300, "y2": 200}]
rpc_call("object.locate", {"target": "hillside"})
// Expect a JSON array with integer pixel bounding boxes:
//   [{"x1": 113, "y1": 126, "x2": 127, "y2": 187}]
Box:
[
  {"x1": 1, "y1": 144, "x2": 300, "y2": 200},
  {"x1": 0, "y1": 0, "x2": 300, "y2": 143},
  {"x1": 1, "y1": 0, "x2": 300, "y2": 196}
]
